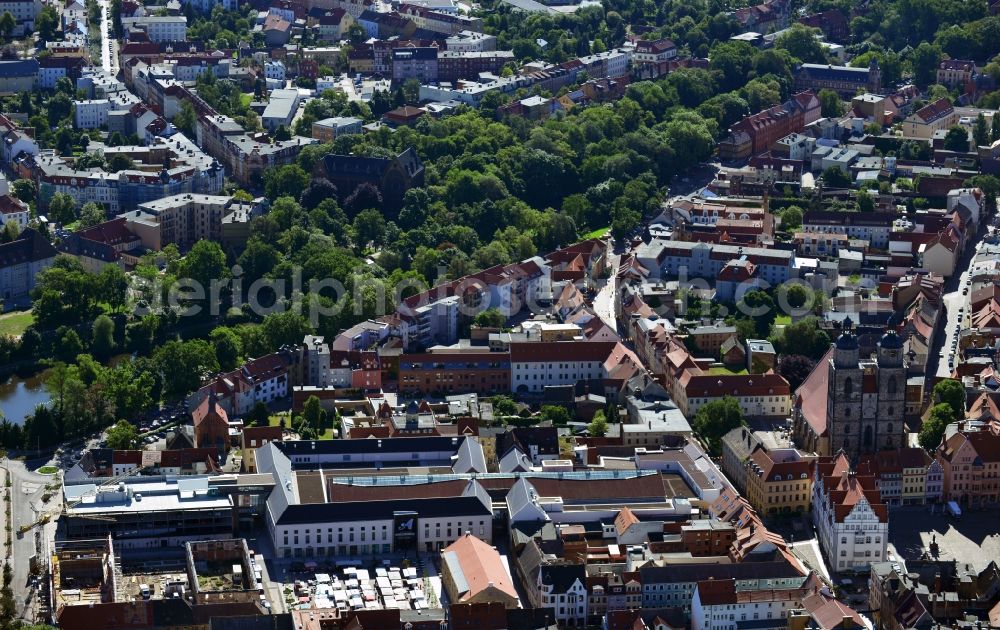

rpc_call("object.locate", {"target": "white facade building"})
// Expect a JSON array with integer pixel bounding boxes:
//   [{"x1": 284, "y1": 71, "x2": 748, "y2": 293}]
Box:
[
  {"x1": 690, "y1": 580, "x2": 807, "y2": 630},
  {"x1": 256, "y1": 443, "x2": 493, "y2": 559},
  {"x1": 125, "y1": 16, "x2": 188, "y2": 42},
  {"x1": 74, "y1": 99, "x2": 114, "y2": 129},
  {"x1": 537, "y1": 566, "x2": 588, "y2": 627},
  {"x1": 812, "y1": 453, "x2": 889, "y2": 572},
  {"x1": 264, "y1": 60, "x2": 286, "y2": 81},
  {"x1": 510, "y1": 341, "x2": 619, "y2": 394}
]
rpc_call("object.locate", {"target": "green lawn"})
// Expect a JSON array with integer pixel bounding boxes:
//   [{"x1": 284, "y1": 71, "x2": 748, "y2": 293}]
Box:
[
  {"x1": 0, "y1": 311, "x2": 34, "y2": 337},
  {"x1": 708, "y1": 366, "x2": 748, "y2": 376},
  {"x1": 774, "y1": 314, "x2": 792, "y2": 326},
  {"x1": 583, "y1": 226, "x2": 609, "y2": 239},
  {"x1": 267, "y1": 412, "x2": 290, "y2": 427},
  {"x1": 240, "y1": 93, "x2": 252, "y2": 107},
  {"x1": 37, "y1": 466, "x2": 58, "y2": 475}
]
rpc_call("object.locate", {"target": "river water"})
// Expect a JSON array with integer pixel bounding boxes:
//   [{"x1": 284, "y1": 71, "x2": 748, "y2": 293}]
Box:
[
  {"x1": 0, "y1": 354, "x2": 134, "y2": 425},
  {"x1": 0, "y1": 370, "x2": 51, "y2": 426}
]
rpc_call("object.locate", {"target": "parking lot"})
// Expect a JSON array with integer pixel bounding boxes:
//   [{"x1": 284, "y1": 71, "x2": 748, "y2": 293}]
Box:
[
  {"x1": 274, "y1": 558, "x2": 443, "y2": 614},
  {"x1": 887, "y1": 505, "x2": 1000, "y2": 571}
]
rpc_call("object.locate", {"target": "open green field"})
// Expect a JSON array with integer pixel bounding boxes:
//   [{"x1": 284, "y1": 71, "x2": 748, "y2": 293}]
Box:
[{"x1": 0, "y1": 311, "x2": 34, "y2": 337}]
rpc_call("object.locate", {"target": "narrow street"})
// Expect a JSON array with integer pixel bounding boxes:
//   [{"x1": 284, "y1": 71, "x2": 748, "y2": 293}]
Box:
[
  {"x1": 96, "y1": 0, "x2": 117, "y2": 75},
  {"x1": 930, "y1": 222, "x2": 989, "y2": 380},
  {"x1": 0, "y1": 457, "x2": 58, "y2": 624},
  {"x1": 592, "y1": 241, "x2": 620, "y2": 332}
]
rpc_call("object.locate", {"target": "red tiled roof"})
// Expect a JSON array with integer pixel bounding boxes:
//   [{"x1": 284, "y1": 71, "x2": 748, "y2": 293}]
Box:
[
  {"x1": 802, "y1": 592, "x2": 865, "y2": 630},
  {"x1": 938, "y1": 59, "x2": 975, "y2": 72},
  {"x1": 242, "y1": 425, "x2": 283, "y2": 442},
  {"x1": 509, "y1": 341, "x2": 618, "y2": 363},
  {"x1": 696, "y1": 579, "x2": 737, "y2": 606},
  {"x1": 912, "y1": 98, "x2": 954, "y2": 124},
  {"x1": 442, "y1": 533, "x2": 518, "y2": 602},
  {"x1": 796, "y1": 347, "x2": 832, "y2": 436},
  {"x1": 76, "y1": 217, "x2": 137, "y2": 246},
  {"x1": 242, "y1": 353, "x2": 289, "y2": 381}
]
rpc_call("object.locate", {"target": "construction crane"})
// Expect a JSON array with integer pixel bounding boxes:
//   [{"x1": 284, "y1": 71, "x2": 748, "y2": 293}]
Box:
[
  {"x1": 19, "y1": 465, "x2": 148, "y2": 535},
  {"x1": 63, "y1": 464, "x2": 150, "y2": 514}
]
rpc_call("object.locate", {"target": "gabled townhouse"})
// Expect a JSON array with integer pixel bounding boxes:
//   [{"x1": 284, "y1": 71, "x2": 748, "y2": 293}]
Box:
[
  {"x1": 0, "y1": 189, "x2": 29, "y2": 231},
  {"x1": 191, "y1": 349, "x2": 295, "y2": 418},
  {"x1": 812, "y1": 453, "x2": 889, "y2": 572},
  {"x1": 633, "y1": 38, "x2": 677, "y2": 64},
  {"x1": 0, "y1": 112, "x2": 39, "y2": 167},
  {"x1": 936, "y1": 428, "x2": 1000, "y2": 507},
  {"x1": 536, "y1": 564, "x2": 588, "y2": 627}
]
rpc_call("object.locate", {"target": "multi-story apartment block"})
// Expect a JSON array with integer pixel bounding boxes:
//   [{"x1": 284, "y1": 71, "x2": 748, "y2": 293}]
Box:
[
  {"x1": 901, "y1": 98, "x2": 958, "y2": 140},
  {"x1": 391, "y1": 47, "x2": 438, "y2": 81},
  {"x1": 34, "y1": 136, "x2": 222, "y2": 214},
  {"x1": 744, "y1": 447, "x2": 816, "y2": 516},
  {"x1": 399, "y1": 349, "x2": 511, "y2": 396},
  {"x1": 793, "y1": 231, "x2": 848, "y2": 257},
  {"x1": 436, "y1": 50, "x2": 514, "y2": 82},
  {"x1": 396, "y1": 2, "x2": 482, "y2": 34},
  {"x1": 691, "y1": 578, "x2": 815, "y2": 630},
  {"x1": 0, "y1": 228, "x2": 57, "y2": 302},
  {"x1": 444, "y1": 30, "x2": 497, "y2": 53},
  {"x1": 674, "y1": 372, "x2": 792, "y2": 420},
  {"x1": 802, "y1": 210, "x2": 895, "y2": 250},
  {"x1": 812, "y1": 453, "x2": 888, "y2": 572},
  {"x1": 793, "y1": 60, "x2": 881, "y2": 98},
  {"x1": 936, "y1": 59, "x2": 976, "y2": 88},
  {"x1": 0, "y1": 178, "x2": 29, "y2": 230},
  {"x1": 509, "y1": 341, "x2": 624, "y2": 394},
  {"x1": 718, "y1": 91, "x2": 821, "y2": 160},
  {"x1": 635, "y1": 239, "x2": 796, "y2": 285},
  {"x1": 264, "y1": 60, "x2": 285, "y2": 81},
  {"x1": 0, "y1": 0, "x2": 42, "y2": 36},
  {"x1": 74, "y1": 99, "x2": 115, "y2": 129},
  {"x1": 124, "y1": 15, "x2": 188, "y2": 41},
  {"x1": 132, "y1": 193, "x2": 238, "y2": 250},
  {"x1": 301, "y1": 335, "x2": 332, "y2": 388},
  {"x1": 640, "y1": 563, "x2": 808, "y2": 611}
]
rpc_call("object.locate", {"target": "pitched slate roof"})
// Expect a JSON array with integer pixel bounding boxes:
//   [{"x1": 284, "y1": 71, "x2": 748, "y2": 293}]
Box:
[{"x1": 0, "y1": 228, "x2": 57, "y2": 267}]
